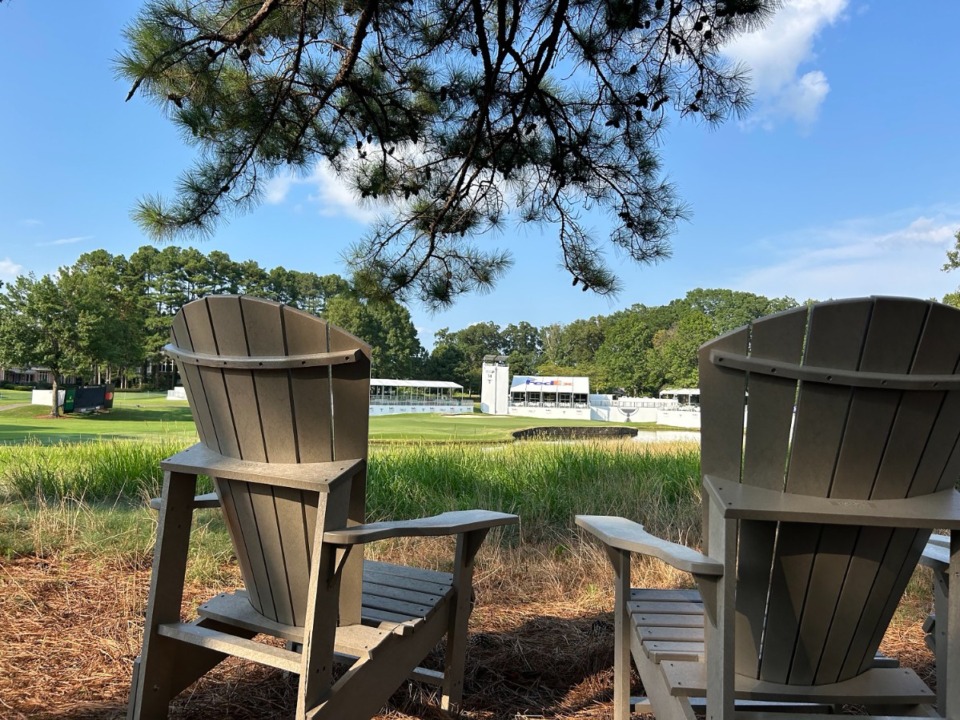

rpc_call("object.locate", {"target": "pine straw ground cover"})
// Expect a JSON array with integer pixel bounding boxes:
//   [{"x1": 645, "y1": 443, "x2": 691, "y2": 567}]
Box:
[{"x1": 0, "y1": 538, "x2": 938, "y2": 720}]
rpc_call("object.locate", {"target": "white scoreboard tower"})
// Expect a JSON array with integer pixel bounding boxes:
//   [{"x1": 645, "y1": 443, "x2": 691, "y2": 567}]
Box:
[{"x1": 480, "y1": 356, "x2": 510, "y2": 415}]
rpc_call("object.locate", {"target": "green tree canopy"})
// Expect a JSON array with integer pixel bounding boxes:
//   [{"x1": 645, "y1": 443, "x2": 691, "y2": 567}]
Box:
[
  {"x1": 941, "y1": 229, "x2": 960, "y2": 308},
  {"x1": 680, "y1": 287, "x2": 796, "y2": 335},
  {"x1": 591, "y1": 302, "x2": 680, "y2": 393},
  {"x1": 325, "y1": 294, "x2": 427, "y2": 377},
  {"x1": 429, "y1": 321, "x2": 504, "y2": 388},
  {"x1": 501, "y1": 321, "x2": 542, "y2": 375},
  {"x1": 540, "y1": 317, "x2": 605, "y2": 368},
  {"x1": 0, "y1": 274, "x2": 88, "y2": 416},
  {"x1": 62, "y1": 252, "x2": 148, "y2": 381},
  {"x1": 119, "y1": 0, "x2": 775, "y2": 308}
]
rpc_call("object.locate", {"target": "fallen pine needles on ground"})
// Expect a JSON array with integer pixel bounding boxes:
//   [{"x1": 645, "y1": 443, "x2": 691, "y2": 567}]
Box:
[{"x1": 0, "y1": 538, "x2": 937, "y2": 719}]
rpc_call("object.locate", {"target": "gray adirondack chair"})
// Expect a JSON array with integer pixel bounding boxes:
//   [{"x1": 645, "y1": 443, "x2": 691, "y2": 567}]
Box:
[
  {"x1": 578, "y1": 296, "x2": 960, "y2": 719},
  {"x1": 128, "y1": 295, "x2": 517, "y2": 720}
]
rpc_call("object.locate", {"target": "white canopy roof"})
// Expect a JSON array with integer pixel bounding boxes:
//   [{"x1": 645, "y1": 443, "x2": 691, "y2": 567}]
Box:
[
  {"x1": 372, "y1": 378, "x2": 463, "y2": 389},
  {"x1": 510, "y1": 375, "x2": 590, "y2": 394},
  {"x1": 659, "y1": 388, "x2": 700, "y2": 396}
]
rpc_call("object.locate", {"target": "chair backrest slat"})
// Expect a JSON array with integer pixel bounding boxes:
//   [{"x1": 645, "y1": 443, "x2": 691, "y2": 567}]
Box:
[
  {"x1": 833, "y1": 528, "x2": 925, "y2": 680},
  {"x1": 207, "y1": 297, "x2": 269, "y2": 462},
  {"x1": 730, "y1": 306, "x2": 808, "y2": 677},
  {"x1": 330, "y1": 326, "x2": 372, "y2": 464},
  {"x1": 784, "y1": 298, "x2": 872, "y2": 497},
  {"x1": 271, "y1": 485, "x2": 315, "y2": 626},
  {"x1": 827, "y1": 300, "x2": 960, "y2": 680},
  {"x1": 741, "y1": 305, "x2": 809, "y2": 489},
  {"x1": 170, "y1": 308, "x2": 219, "y2": 453},
  {"x1": 282, "y1": 305, "x2": 335, "y2": 463},
  {"x1": 240, "y1": 299, "x2": 299, "y2": 463},
  {"x1": 805, "y1": 299, "x2": 929, "y2": 683},
  {"x1": 700, "y1": 297, "x2": 960, "y2": 687},
  {"x1": 218, "y1": 477, "x2": 279, "y2": 620},
  {"x1": 246, "y1": 482, "x2": 299, "y2": 625},
  {"x1": 180, "y1": 300, "x2": 243, "y2": 458},
  {"x1": 170, "y1": 313, "x2": 220, "y2": 452},
  {"x1": 899, "y1": 302, "x2": 960, "y2": 496},
  {"x1": 698, "y1": 327, "x2": 749, "y2": 486}
]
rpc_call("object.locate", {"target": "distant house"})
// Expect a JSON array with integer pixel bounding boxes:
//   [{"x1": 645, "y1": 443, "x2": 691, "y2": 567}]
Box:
[{"x1": 0, "y1": 366, "x2": 53, "y2": 385}]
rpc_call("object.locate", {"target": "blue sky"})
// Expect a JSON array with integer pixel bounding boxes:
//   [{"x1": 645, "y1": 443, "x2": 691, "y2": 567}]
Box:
[{"x1": 2, "y1": 1, "x2": 959, "y2": 349}]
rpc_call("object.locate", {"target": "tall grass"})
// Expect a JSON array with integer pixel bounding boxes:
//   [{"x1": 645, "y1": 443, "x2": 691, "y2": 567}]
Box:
[
  {"x1": 0, "y1": 437, "x2": 199, "y2": 501},
  {"x1": 367, "y1": 441, "x2": 702, "y2": 544},
  {"x1": 0, "y1": 498, "x2": 236, "y2": 583},
  {"x1": 1, "y1": 438, "x2": 702, "y2": 546}
]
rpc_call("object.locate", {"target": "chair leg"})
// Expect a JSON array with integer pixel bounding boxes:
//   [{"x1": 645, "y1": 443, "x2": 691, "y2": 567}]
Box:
[
  {"x1": 308, "y1": 615, "x2": 449, "y2": 720},
  {"x1": 126, "y1": 658, "x2": 141, "y2": 720},
  {"x1": 442, "y1": 529, "x2": 489, "y2": 714},
  {"x1": 931, "y1": 569, "x2": 949, "y2": 715},
  {"x1": 946, "y1": 533, "x2": 959, "y2": 720},
  {"x1": 129, "y1": 471, "x2": 224, "y2": 719},
  {"x1": 297, "y1": 490, "x2": 349, "y2": 720},
  {"x1": 609, "y1": 547, "x2": 632, "y2": 720}
]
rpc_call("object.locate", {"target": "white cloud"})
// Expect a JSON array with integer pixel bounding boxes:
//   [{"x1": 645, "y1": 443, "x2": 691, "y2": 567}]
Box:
[
  {"x1": 725, "y1": 0, "x2": 848, "y2": 128},
  {"x1": 19, "y1": 218, "x2": 42, "y2": 227},
  {"x1": 261, "y1": 161, "x2": 385, "y2": 224},
  {"x1": 305, "y1": 163, "x2": 382, "y2": 224},
  {"x1": 876, "y1": 216, "x2": 957, "y2": 248},
  {"x1": 264, "y1": 173, "x2": 296, "y2": 204},
  {"x1": 0, "y1": 258, "x2": 23, "y2": 282},
  {"x1": 778, "y1": 70, "x2": 830, "y2": 126},
  {"x1": 734, "y1": 211, "x2": 960, "y2": 301},
  {"x1": 36, "y1": 235, "x2": 93, "y2": 247}
]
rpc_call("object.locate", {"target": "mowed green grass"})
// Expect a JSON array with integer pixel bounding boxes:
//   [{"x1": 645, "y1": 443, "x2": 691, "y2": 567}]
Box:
[
  {"x1": 0, "y1": 394, "x2": 670, "y2": 445},
  {"x1": 0, "y1": 394, "x2": 197, "y2": 444},
  {"x1": 0, "y1": 389, "x2": 32, "y2": 404},
  {"x1": 368, "y1": 412, "x2": 659, "y2": 442}
]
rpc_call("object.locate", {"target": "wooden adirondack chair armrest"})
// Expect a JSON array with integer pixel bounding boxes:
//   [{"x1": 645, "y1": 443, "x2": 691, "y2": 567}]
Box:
[
  {"x1": 920, "y1": 539, "x2": 950, "y2": 574},
  {"x1": 575, "y1": 515, "x2": 723, "y2": 576},
  {"x1": 921, "y1": 533, "x2": 951, "y2": 576},
  {"x1": 148, "y1": 492, "x2": 220, "y2": 511},
  {"x1": 704, "y1": 475, "x2": 960, "y2": 529},
  {"x1": 921, "y1": 532, "x2": 950, "y2": 569},
  {"x1": 161, "y1": 444, "x2": 365, "y2": 493},
  {"x1": 323, "y1": 510, "x2": 519, "y2": 545}
]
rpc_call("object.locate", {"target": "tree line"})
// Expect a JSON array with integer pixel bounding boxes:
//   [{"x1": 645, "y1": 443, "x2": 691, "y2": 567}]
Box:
[
  {"x1": 0, "y1": 246, "x2": 426, "y2": 414},
  {"x1": 432, "y1": 288, "x2": 798, "y2": 394},
  {"x1": 0, "y1": 245, "x2": 800, "y2": 414}
]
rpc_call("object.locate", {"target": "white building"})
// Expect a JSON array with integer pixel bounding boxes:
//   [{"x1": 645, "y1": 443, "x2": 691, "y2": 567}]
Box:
[{"x1": 507, "y1": 375, "x2": 593, "y2": 420}]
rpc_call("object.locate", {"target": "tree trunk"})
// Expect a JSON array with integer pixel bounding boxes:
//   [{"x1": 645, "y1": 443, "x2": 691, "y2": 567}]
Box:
[{"x1": 50, "y1": 376, "x2": 60, "y2": 418}]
